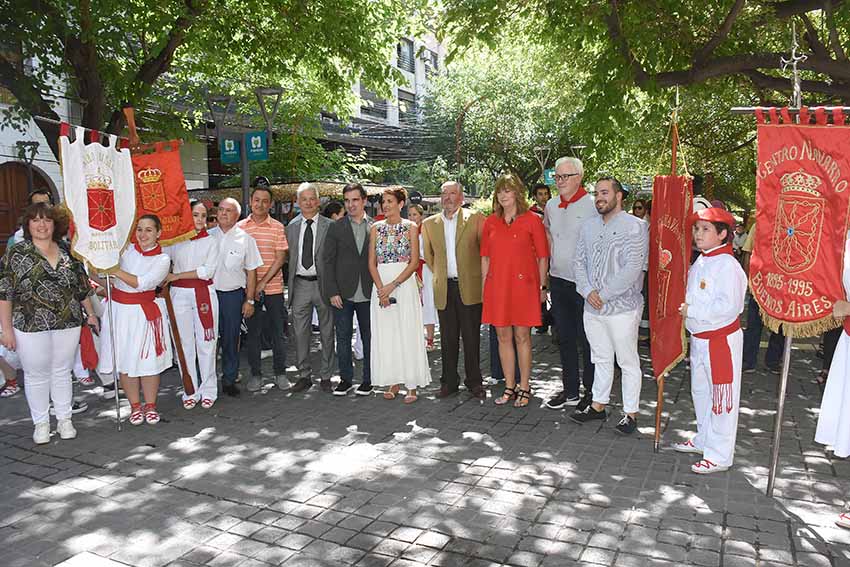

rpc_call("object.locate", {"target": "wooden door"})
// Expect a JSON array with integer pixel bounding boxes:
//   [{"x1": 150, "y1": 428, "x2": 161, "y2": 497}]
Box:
[{"x1": 0, "y1": 163, "x2": 36, "y2": 253}]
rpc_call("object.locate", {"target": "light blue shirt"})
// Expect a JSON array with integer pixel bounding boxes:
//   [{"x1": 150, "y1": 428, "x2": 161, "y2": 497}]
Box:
[{"x1": 574, "y1": 210, "x2": 648, "y2": 316}]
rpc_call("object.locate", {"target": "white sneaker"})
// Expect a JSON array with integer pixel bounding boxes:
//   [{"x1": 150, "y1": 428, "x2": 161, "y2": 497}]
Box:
[
  {"x1": 672, "y1": 439, "x2": 702, "y2": 454},
  {"x1": 57, "y1": 419, "x2": 76, "y2": 440},
  {"x1": 691, "y1": 459, "x2": 729, "y2": 474},
  {"x1": 33, "y1": 423, "x2": 50, "y2": 444}
]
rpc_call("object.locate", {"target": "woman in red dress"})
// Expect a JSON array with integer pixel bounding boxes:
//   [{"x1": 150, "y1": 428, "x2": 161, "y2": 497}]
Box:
[{"x1": 481, "y1": 173, "x2": 549, "y2": 407}]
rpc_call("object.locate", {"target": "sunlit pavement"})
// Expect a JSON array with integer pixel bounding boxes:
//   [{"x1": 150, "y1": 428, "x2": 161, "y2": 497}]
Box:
[{"x1": 0, "y1": 327, "x2": 848, "y2": 567}]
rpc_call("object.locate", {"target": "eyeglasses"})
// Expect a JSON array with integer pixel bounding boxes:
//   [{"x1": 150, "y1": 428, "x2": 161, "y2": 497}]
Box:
[
  {"x1": 553, "y1": 173, "x2": 580, "y2": 182},
  {"x1": 633, "y1": 206, "x2": 644, "y2": 211}
]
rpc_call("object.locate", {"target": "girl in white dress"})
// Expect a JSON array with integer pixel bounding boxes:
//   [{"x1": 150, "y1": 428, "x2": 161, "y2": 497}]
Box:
[
  {"x1": 164, "y1": 201, "x2": 220, "y2": 409},
  {"x1": 369, "y1": 188, "x2": 431, "y2": 403},
  {"x1": 99, "y1": 215, "x2": 172, "y2": 426},
  {"x1": 815, "y1": 231, "x2": 850, "y2": 528},
  {"x1": 407, "y1": 204, "x2": 438, "y2": 351}
]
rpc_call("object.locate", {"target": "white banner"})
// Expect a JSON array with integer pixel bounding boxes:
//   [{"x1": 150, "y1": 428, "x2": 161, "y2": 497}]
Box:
[{"x1": 59, "y1": 126, "x2": 136, "y2": 271}]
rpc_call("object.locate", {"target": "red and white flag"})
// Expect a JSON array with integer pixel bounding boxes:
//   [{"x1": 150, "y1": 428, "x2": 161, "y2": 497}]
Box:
[{"x1": 59, "y1": 125, "x2": 137, "y2": 271}]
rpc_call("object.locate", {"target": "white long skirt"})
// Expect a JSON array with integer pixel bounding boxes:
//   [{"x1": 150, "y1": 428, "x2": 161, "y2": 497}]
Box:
[
  {"x1": 816, "y1": 330, "x2": 850, "y2": 457},
  {"x1": 421, "y1": 264, "x2": 438, "y2": 326},
  {"x1": 370, "y1": 262, "x2": 431, "y2": 389},
  {"x1": 99, "y1": 298, "x2": 174, "y2": 378}
]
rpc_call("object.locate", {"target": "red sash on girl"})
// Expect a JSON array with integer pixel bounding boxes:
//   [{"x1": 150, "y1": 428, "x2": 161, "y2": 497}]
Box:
[
  {"x1": 111, "y1": 288, "x2": 166, "y2": 358},
  {"x1": 171, "y1": 278, "x2": 216, "y2": 340},
  {"x1": 693, "y1": 319, "x2": 741, "y2": 414},
  {"x1": 79, "y1": 325, "x2": 99, "y2": 370}
]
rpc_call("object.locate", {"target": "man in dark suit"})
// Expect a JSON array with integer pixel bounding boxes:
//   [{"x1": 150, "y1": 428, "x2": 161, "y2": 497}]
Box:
[
  {"x1": 286, "y1": 183, "x2": 335, "y2": 393},
  {"x1": 322, "y1": 183, "x2": 373, "y2": 396}
]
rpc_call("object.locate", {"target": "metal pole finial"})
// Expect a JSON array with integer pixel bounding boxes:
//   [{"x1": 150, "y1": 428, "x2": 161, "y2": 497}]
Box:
[{"x1": 780, "y1": 20, "x2": 807, "y2": 109}]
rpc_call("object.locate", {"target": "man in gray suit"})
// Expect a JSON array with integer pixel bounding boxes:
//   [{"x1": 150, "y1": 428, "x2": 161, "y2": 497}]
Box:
[
  {"x1": 322, "y1": 183, "x2": 373, "y2": 396},
  {"x1": 286, "y1": 182, "x2": 335, "y2": 393}
]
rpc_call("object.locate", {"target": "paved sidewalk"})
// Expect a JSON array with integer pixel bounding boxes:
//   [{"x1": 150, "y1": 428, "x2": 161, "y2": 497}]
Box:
[{"x1": 0, "y1": 328, "x2": 848, "y2": 567}]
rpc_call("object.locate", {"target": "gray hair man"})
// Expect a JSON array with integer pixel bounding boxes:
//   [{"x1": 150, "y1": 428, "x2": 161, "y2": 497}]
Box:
[
  {"x1": 286, "y1": 183, "x2": 335, "y2": 393},
  {"x1": 211, "y1": 197, "x2": 263, "y2": 397},
  {"x1": 544, "y1": 157, "x2": 598, "y2": 411}
]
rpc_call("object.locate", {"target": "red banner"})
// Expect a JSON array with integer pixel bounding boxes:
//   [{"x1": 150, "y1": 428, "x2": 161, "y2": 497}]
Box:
[
  {"x1": 649, "y1": 175, "x2": 693, "y2": 378},
  {"x1": 750, "y1": 120, "x2": 850, "y2": 337},
  {"x1": 130, "y1": 140, "x2": 195, "y2": 246}
]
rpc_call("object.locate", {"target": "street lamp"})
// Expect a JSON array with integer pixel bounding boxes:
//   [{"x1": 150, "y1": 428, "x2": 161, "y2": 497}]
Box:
[
  {"x1": 207, "y1": 89, "x2": 283, "y2": 213},
  {"x1": 570, "y1": 144, "x2": 586, "y2": 158},
  {"x1": 533, "y1": 145, "x2": 551, "y2": 183}
]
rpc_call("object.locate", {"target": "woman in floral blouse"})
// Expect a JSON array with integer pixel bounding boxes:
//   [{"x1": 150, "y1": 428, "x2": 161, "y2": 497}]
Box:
[
  {"x1": 368, "y1": 187, "x2": 431, "y2": 403},
  {"x1": 0, "y1": 203, "x2": 98, "y2": 444}
]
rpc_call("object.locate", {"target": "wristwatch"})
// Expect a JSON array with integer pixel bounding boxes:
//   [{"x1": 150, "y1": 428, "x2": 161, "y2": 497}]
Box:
[{"x1": 247, "y1": 299, "x2": 255, "y2": 305}]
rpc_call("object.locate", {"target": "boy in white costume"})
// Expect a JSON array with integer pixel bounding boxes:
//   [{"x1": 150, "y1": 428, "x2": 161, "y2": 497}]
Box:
[{"x1": 674, "y1": 207, "x2": 747, "y2": 474}]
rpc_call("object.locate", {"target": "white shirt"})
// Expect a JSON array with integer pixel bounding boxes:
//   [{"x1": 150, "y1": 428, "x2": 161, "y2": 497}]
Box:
[
  {"x1": 295, "y1": 214, "x2": 319, "y2": 277},
  {"x1": 442, "y1": 211, "x2": 459, "y2": 278},
  {"x1": 685, "y1": 246, "x2": 747, "y2": 334},
  {"x1": 115, "y1": 246, "x2": 171, "y2": 293},
  {"x1": 544, "y1": 193, "x2": 597, "y2": 282},
  {"x1": 211, "y1": 226, "x2": 263, "y2": 292},
  {"x1": 164, "y1": 233, "x2": 219, "y2": 282}
]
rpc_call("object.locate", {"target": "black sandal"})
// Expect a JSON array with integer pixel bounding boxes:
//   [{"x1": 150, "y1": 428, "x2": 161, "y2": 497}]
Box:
[
  {"x1": 514, "y1": 388, "x2": 531, "y2": 408},
  {"x1": 495, "y1": 386, "x2": 516, "y2": 406}
]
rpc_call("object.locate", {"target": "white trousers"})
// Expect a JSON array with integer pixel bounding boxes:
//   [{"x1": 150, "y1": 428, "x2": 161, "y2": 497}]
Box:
[
  {"x1": 584, "y1": 308, "x2": 642, "y2": 414},
  {"x1": 171, "y1": 286, "x2": 219, "y2": 401},
  {"x1": 690, "y1": 330, "x2": 743, "y2": 467},
  {"x1": 15, "y1": 327, "x2": 80, "y2": 424},
  {"x1": 73, "y1": 346, "x2": 88, "y2": 379}
]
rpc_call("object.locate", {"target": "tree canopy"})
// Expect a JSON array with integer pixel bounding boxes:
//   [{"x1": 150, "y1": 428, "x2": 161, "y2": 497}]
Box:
[
  {"x1": 435, "y1": 0, "x2": 850, "y2": 210},
  {"x1": 1, "y1": 0, "x2": 422, "y2": 157}
]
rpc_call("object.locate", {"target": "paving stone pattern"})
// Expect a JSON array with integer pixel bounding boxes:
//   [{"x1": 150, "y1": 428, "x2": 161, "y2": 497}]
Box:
[{"x1": 0, "y1": 325, "x2": 849, "y2": 566}]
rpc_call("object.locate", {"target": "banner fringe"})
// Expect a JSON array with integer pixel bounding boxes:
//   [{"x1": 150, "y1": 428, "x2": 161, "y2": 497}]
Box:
[
  {"x1": 159, "y1": 229, "x2": 197, "y2": 247},
  {"x1": 759, "y1": 310, "x2": 841, "y2": 338}
]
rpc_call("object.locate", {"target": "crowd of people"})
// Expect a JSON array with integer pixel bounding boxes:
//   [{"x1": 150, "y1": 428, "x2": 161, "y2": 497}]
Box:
[{"x1": 3, "y1": 156, "x2": 850, "y2": 528}]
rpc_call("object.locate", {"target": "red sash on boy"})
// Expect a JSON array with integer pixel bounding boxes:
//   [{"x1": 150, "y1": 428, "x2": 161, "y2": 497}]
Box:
[
  {"x1": 168, "y1": 229, "x2": 216, "y2": 341},
  {"x1": 111, "y1": 288, "x2": 165, "y2": 358},
  {"x1": 692, "y1": 242, "x2": 739, "y2": 414}
]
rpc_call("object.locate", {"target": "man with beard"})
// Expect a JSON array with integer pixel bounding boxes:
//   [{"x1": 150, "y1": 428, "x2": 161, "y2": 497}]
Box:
[{"x1": 570, "y1": 176, "x2": 648, "y2": 435}]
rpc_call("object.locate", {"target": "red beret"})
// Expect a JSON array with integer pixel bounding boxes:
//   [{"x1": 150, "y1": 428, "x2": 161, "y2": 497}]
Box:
[{"x1": 690, "y1": 207, "x2": 735, "y2": 227}]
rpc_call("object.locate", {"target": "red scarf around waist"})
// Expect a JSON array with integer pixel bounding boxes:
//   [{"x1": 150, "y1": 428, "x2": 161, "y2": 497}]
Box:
[
  {"x1": 111, "y1": 288, "x2": 166, "y2": 358},
  {"x1": 693, "y1": 319, "x2": 741, "y2": 414},
  {"x1": 171, "y1": 278, "x2": 216, "y2": 340}
]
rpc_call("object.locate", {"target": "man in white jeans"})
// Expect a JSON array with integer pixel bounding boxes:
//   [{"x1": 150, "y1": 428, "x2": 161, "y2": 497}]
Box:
[{"x1": 570, "y1": 176, "x2": 648, "y2": 434}]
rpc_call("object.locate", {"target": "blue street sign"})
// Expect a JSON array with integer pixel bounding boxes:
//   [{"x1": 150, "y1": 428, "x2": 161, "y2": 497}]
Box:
[
  {"x1": 543, "y1": 168, "x2": 555, "y2": 185},
  {"x1": 246, "y1": 131, "x2": 269, "y2": 162},
  {"x1": 220, "y1": 138, "x2": 240, "y2": 165}
]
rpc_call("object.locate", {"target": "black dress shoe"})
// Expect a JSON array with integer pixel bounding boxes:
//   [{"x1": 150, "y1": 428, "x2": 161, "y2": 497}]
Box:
[
  {"x1": 468, "y1": 386, "x2": 487, "y2": 400},
  {"x1": 223, "y1": 384, "x2": 240, "y2": 397},
  {"x1": 290, "y1": 378, "x2": 313, "y2": 393},
  {"x1": 435, "y1": 385, "x2": 459, "y2": 398}
]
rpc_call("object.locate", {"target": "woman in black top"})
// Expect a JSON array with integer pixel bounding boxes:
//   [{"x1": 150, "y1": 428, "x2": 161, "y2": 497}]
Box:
[{"x1": 0, "y1": 203, "x2": 98, "y2": 444}]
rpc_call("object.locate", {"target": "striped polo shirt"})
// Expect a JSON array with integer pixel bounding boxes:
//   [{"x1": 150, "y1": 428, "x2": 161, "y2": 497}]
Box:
[{"x1": 237, "y1": 214, "x2": 289, "y2": 295}]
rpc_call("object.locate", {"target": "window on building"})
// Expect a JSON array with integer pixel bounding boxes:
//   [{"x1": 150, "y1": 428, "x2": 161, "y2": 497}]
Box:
[
  {"x1": 397, "y1": 39, "x2": 415, "y2": 73},
  {"x1": 359, "y1": 85, "x2": 387, "y2": 120},
  {"x1": 424, "y1": 49, "x2": 439, "y2": 76},
  {"x1": 398, "y1": 90, "x2": 417, "y2": 123}
]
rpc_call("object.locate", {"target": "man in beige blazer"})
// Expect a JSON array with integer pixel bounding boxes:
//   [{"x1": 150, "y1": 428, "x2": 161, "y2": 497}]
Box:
[{"x1": 422, "y1": 181, "x2": 486, "y2": 399}]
